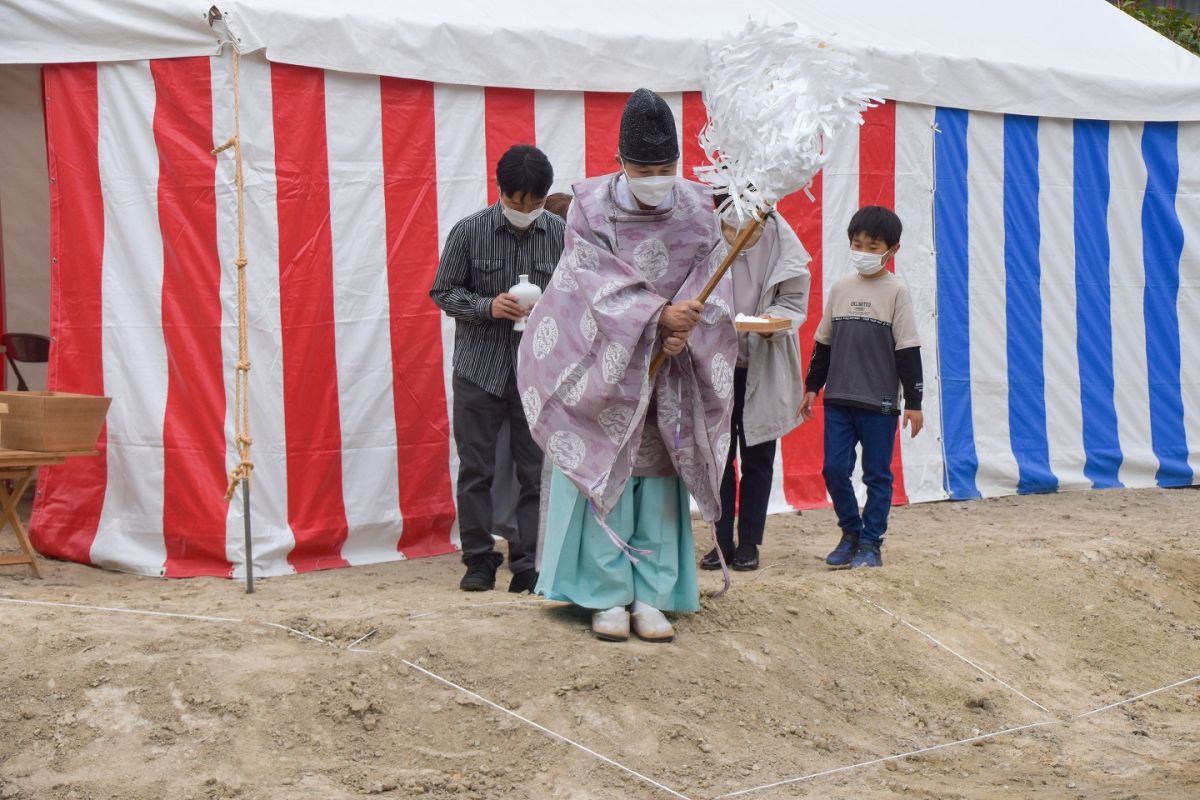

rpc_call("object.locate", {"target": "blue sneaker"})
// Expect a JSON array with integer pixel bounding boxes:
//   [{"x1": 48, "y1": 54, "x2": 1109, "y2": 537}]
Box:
[
  {"x1": 849, "y1": 544, "x2": 883, "y2": 569},
  {"x1": 825, "y1": 531, "x2": 860, "y2": 567}
]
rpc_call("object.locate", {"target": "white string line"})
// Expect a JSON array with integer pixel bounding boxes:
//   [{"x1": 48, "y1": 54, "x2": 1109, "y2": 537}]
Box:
[
  {"x1": 718, "y1": 672, "x2": 1200, "y2": 799},
  {"x1": 0, "y1": 594, "x2": 541, "y2": 625},
  {"x1": 0, "y1": 594, "x2": 533, "y2": 640},
  {"x1": 717, "y1": 719, "x2": 1061, "y2": 798},
  {"x1": 346, "y1": 629, "x2": 378, "y2": 649},
  {"x1": 2, "y1": 593, "x2": 690, "y2": 800},
  {"x1": 860, "y1": 597, "x2": 1054, "y2": 715},
  {"x1": 0, "y1": 596, "x2": 243, "y2": 624},
  {"x1": 407, "y1": 597, "x2": 545, "y2": 620},
  {"x1": 1072, "y1": 674, "x2": 1200, "y2": 721},
  {"x1": 260, "y1": 621, "x2": 335, "y2": 645},
  {"x1": 349, "y1": 646, "x2": 694, "y2": 800},
  {"x1": 1, "y1": 596, "x2": 331, "y2": 647},
  {"x1": 23, "y1": 593, "x2": 1193, "y2": 799}
]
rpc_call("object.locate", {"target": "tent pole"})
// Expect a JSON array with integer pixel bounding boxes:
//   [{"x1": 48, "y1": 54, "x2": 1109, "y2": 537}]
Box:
[{"x1": 243, "y1": 480, "x2": 254, "y2": 594}]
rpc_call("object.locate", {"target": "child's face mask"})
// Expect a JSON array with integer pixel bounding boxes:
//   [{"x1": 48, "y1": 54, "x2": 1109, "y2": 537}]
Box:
[{"x1": 849, "y1": 247, "x2": 894, "y2": 276}]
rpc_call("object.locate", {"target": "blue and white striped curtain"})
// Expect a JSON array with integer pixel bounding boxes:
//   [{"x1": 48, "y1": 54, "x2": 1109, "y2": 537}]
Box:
[{"x1": 933, "y1": 109, "x2": 1199, "y2": 500}]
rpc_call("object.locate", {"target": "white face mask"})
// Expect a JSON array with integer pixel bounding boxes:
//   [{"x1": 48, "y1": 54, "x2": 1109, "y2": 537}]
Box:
[
  {"x1": 850, "y1": 248, "x2": 890, "y2": 275},
  {"x1": 501, "y1": 204, "x2": 544, "y2": 229},
  {"x1": 624, "y1": 172, "x2": 675, "y2": 207}
]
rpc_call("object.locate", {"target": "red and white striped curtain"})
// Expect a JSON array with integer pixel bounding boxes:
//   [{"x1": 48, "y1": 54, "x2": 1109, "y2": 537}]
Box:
[{"x1": 32, "y1": 53, "x2": 944, "y2": 578}]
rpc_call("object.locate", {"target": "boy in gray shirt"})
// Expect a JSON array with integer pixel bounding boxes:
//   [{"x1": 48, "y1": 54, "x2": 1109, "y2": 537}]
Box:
[{"x1": 799, "y1": 206, "x2": 923, "y2": 568}]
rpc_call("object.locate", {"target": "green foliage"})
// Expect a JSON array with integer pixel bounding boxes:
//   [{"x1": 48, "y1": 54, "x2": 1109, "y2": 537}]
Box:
[{"x1": 1118, "y1": 1, "x2": 1200, "y2": 55}]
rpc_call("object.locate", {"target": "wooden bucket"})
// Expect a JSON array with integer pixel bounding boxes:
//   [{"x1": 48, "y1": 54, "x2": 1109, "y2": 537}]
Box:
[{"x1": 0, "y1": 391, "x2": 112, "y2": 453}]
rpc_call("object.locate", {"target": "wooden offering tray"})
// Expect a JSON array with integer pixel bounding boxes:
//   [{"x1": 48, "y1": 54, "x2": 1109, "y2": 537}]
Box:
[{"x1": 734, "y1": 314, "x2": 792, "y2": 333}]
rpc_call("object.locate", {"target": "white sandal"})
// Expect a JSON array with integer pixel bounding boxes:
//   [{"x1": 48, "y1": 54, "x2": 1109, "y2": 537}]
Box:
[
  {"x1": 630, "y1": 601, "x2": 674, "y2": 643},
  {"x1": 591, "y1": 606, "x2": 630, "y2": 641}
]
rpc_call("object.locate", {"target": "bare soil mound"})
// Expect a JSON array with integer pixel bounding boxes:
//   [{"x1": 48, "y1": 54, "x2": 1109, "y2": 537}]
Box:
[{"x1": 2, "y1": 488, "x2": 1198, "y2": 799}]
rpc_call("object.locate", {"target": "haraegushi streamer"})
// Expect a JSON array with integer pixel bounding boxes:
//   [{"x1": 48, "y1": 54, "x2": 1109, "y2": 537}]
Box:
[{"x1": 697, "y1": 20, "x2": 883, "y2": 222}]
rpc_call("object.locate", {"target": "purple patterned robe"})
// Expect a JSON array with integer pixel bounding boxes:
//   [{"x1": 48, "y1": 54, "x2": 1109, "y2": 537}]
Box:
[{"x1": 517, "y1": 173, "x2": 738, "y2": 522}]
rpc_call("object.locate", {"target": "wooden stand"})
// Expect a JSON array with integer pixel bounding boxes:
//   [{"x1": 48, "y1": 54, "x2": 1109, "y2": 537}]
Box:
[{"x1": 0, "y1": 449, "x2": 96, "y2": 578}]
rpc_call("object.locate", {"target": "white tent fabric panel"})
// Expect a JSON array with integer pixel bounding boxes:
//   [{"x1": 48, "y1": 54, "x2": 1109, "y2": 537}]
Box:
[
  {"x1": 3, "y1": 0, "x2": 1200, "y2": 121},
  {"x1": 893, "y1": 103, "x2": 944, "y2": 504}
]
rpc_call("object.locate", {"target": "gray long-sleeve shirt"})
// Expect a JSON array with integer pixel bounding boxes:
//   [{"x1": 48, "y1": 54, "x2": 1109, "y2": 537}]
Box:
[{"x1": 807, "y1": 270, "x2": 923, "y2": 414}]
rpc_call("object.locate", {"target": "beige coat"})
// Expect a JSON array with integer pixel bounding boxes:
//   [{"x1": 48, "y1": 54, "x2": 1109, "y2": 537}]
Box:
[{"x1": 738, "y1": 215, "x2": 812, "y2": 446}]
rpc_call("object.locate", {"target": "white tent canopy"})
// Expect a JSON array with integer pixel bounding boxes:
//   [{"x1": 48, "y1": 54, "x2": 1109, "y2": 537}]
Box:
[{"x1": 4, "y1": 0, "x2": 1200, "y2": 121}]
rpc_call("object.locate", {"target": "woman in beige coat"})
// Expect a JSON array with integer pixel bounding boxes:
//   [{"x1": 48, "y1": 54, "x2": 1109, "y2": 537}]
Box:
[{"x1": 701, "y1": 207, "x2": 811, "y2": 571}]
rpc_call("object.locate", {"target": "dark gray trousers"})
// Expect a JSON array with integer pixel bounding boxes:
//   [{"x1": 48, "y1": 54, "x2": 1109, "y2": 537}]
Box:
[
  {"x1": 491, "y1": 420, "x2": 519, "y2": 542},
  {"x1": 452, "y1": 374, "x2": 542, "y2": 573}
]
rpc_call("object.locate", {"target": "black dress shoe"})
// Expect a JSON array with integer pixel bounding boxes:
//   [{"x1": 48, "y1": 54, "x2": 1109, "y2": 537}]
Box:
[
  {"x1": 732, "y1": 544, "x2": 759, "y2": 571},
  {"x1": 459, "y1": 555, "x2": 500, "y2": 591},
  {"x1": 700, "y1": 547, "x2": 734, "y2": 570},
  {"x1": 508, "y1": 569, "x2": 539, "y2": 594}
]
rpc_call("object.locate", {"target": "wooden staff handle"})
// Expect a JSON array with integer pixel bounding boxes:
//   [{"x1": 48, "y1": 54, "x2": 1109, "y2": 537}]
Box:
[{"x1": 648, "y1": 214, "x2": 766, "y2": 379}]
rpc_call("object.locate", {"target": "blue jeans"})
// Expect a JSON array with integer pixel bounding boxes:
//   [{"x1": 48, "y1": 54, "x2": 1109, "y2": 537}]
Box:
[{"x1": 822, "y1": 404, "x2": 897, "y2": 546}]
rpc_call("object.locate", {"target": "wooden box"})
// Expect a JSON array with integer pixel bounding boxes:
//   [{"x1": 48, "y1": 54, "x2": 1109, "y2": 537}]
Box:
[{"x1": 0, "y1": 391, "x2": 111, "y2": 453}]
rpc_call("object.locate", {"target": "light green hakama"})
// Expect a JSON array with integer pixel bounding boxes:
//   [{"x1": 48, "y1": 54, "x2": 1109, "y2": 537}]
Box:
[{"x1": 536, "y1": 468, "x2": 700, "y2": 612}]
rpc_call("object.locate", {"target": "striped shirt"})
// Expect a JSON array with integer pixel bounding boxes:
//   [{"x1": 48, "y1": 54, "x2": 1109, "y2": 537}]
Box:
[{"x1": 430, "y1": 202, "x2": 566, "y2": 396}]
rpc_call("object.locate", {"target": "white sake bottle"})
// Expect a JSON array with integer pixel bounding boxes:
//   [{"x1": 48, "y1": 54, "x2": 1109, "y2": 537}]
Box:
[{"x1": 509, "y1": 274, "x2": 542, "y2": 332}]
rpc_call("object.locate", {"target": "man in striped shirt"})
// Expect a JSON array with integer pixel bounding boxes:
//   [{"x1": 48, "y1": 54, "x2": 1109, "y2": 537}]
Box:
[{"x1": 430, "y1": 144, "x2": 566, "y2": 593}]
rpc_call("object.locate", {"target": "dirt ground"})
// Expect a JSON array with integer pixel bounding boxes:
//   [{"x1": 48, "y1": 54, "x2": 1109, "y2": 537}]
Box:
[{"x1": 1, "y1": 487, "x2": 1198, "y2": 800}]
